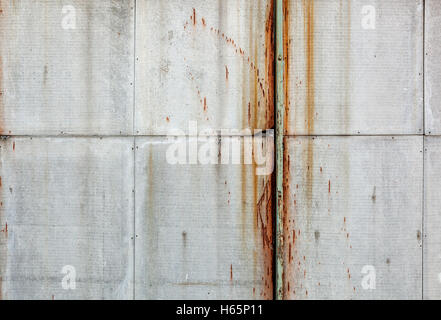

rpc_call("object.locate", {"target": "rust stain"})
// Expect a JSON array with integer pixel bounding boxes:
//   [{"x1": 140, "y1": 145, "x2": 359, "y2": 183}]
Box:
[
  {"x1": 282, "y1": 144, "x2": 291, "y2": 299},
  {"x1": 328, "y1": 180, "x2": 331, "y2": 193},
  {"x1": 256, "y1": 174, "x2": 274, "y2": 299},
  {"x1": 284, "y1": 0, "x2": 317, "y2": 299},
  {"x1": 182, "y1": 3, "x2": 275, "y2": 298},
  {"x1": 250, "y1": 1, "x2": 275, "y2": 300},
  {"x1": 248, "y1": 102, "x2": 251, "y2": 126},
  {"x1": 184, "y1": 7, "x2": 271, "y2": 128},
  {"x1": 230, "y1": 264, "x2": 233, "y2": 281},
  {"x1": 0, "y1": 222, "x2": 5, "y2": 236},
  {"x1": 12, "y1": 141, "x2": 15, "y2": 151},
  {"x1": 264, "y1": 0, "x2": 275, "y2": 129}
]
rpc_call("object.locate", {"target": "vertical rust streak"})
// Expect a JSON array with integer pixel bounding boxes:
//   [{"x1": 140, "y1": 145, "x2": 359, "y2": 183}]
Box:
[
  {"x1": 281, "y1": 0, "x2": 291, "y2": 300},
  {"x1": 282, "y1": 149, "x2": 291, "y2": 298},
  {"x1": 230, "y1": 264, "x2": 233, "y2": 281},
  {"x1": 255, "y1": 0, "x2": 275, "y2": 299},
  {"x1": 265, "y1": 0, "x2": 275, "y2": 129}
]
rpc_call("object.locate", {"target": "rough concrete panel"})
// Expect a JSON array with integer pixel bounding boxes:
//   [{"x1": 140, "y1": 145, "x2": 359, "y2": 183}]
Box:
[
  {"x1": 283, "y1": 136, "x2": 423, "y2": 299},
  {"x1": 423, "y1": 137, "x2": 441, "y2": 299},
  {"x1": 0, "y1": 0, "x2": 134, "y2": 135},
  {"x1": 285, "y1": 0, "x2": 423, "y2": 135},
  {"x1": 135, "y1": 0, "x2": 274, "y2": 135},
  {"x1": 425, "y1": 0, "x2": 441, "y2": 135},
  {"x1": 0, "y1": 137, "x2": 134, "y2": 299},
  {"x1": 134, "y1": 137, "x2": 273, "y2": 299}
]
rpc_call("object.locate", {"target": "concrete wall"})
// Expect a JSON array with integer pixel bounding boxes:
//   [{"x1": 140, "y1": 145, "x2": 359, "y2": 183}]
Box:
[
  {"x1": 0, "y1": 0, "x2": 440, "y2": 300},
  {"x1": 0, "y1": 0, "x2": 274, "y2": 300},
  {"x1": 281, "y1": 0, "x2": 439, "y2": 300}
]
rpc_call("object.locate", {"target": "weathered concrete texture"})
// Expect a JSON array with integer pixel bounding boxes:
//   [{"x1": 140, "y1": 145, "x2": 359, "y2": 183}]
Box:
[
  {"x1": 425, "y1": 0, "x2": 441, "y2": 135},
  {"x1": 0, "y1": 0, "x2": 134, "y2": 135},
  {"x1": 135, "y1": 0, "x2": 274, "y2": 135},
  {"x1": 134, "y1": 137, "x2": 273, "y2": 299},
  {"x1": 423, "y1": 137, "x2": 441, "y2": 299},
  {"x1": 284, "y1": 0, "x2": 423, "y2": 135},
  {"x1": 0, "y1": 138, "x2": 134, "y2": 299},
  {"x1": 283, "y1": 136, "x2": 423, "y2": 299}
]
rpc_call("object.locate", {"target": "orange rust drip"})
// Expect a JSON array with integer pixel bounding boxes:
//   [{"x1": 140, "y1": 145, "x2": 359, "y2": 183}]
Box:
[
  {"x1": 282, "y1": 150, "x2": 292, "y2": 299},
  {"x1": 256, "y1": 175, "x2": 274, "y2": 299},
  {"x1": 230, "y1": 264, "x2": 233, "y2": 281},
  {"x1": 265, "y1": 0, "x2": 275, "y2": 129},
  {"x1": 281, "y1": 0, "x2": 292, "y2": 300},
  {"x1": 0, "y1": 222, "x2": 6, "y2": 237},
  {"x1": 254, "y1": 0, "x2": 275, "y2": 299}
]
